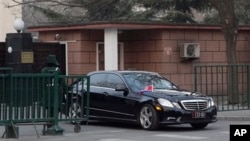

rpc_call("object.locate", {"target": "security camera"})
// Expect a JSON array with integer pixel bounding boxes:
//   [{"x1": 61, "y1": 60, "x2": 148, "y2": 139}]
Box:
[{"x1": 55, "y1": 34, "x2": 61, "y2": 40}]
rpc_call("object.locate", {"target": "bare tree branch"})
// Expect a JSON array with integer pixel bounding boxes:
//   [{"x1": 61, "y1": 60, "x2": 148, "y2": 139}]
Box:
[{"x1": 7, "y1": 0, "x2": 84, "y2": 8}]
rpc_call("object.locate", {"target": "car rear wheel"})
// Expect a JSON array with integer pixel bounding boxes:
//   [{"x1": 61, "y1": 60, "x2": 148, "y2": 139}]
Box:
[
  {"x1": 69, "y1": 101, "x2": 82, "y2": 124},
  {"x1": 190, "y1": 122, "x2": 208, "y2": 129},
  {"x1": 139, "y1": 104, "x2": 159, "y2": 130}
]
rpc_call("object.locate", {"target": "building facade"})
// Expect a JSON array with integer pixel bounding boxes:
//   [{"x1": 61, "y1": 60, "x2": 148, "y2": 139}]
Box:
[{"x1": 28, "y1": 22, "x2": 250, "y2": 91}]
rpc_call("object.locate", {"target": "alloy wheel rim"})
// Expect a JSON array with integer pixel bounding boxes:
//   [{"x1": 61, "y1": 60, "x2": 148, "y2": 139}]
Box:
[
  {"x1": 140, "y1": 106, "x2": 153, "y2": 128},
  {"x1": 69, "y1": 103, "x2": 82, "y2": 120}
]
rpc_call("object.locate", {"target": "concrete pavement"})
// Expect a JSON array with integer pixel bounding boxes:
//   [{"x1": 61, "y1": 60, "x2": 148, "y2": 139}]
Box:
[
  {"x1": 217, "y1": 110, "x2": 250, "y2": 121},
  {"x1": 1, "y1": 110, "x2": 250, "y2": 140}
]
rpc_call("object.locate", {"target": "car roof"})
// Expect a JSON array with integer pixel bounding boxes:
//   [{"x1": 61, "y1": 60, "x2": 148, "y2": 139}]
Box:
[{"x1": 87, "y1": 70, "x2": 159, "y2": 76}]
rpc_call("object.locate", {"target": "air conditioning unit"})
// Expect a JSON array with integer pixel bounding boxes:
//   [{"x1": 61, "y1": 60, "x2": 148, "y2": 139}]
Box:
[{"x1": 180, "y1": 43, "x2": 200, "y2": 58}]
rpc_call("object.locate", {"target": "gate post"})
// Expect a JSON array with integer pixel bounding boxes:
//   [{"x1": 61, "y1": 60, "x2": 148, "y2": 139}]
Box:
[{"x1": 5, "y1": 19, "x2": 34, "y2": 73}]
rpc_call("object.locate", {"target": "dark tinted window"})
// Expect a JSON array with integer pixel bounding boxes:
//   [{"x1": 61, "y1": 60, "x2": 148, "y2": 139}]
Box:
[
  {"x1": 106, "y1": 74, "x2": 124, "y2": 89},
  {"x1": 90, "y1": 73, "x2": 106, "y2": 87}
]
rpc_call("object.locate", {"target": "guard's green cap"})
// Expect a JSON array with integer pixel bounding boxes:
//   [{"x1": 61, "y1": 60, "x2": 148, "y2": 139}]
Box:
[{"x1": 46, "y1": 54, "x2": 59, "y2": 65}]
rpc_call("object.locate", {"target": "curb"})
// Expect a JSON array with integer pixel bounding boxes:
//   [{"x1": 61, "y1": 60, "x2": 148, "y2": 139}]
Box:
[{"x1": 217, "y1": 116, "x2": 250, "y2": 121}]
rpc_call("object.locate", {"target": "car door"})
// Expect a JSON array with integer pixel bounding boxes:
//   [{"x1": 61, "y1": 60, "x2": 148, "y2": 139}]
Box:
[
  {"x1": 88, "y1": 73, "x2": 107, "y2": 117},
  {"x1": 101, "y1": 73, "x2": 138, "y2": 120}
]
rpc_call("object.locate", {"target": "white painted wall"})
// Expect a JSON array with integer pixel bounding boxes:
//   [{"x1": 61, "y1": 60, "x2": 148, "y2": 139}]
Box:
[{"x1": 0, "y1": 0, "x2": 22, "y2": 41}]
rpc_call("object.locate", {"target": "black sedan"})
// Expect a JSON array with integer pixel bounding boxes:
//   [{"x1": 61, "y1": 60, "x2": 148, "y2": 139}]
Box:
[{"x1": 65, "y1": 70, "x2": 217, "y2": 130}]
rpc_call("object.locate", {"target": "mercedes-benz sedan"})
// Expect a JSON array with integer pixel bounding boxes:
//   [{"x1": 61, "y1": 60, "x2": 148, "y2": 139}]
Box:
[{"x1": 66, "y1": 70, "x2": 217, "y2": 130}]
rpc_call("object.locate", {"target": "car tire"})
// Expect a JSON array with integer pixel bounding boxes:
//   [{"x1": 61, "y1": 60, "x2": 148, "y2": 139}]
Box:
[
  {"x1": 68, "y1": 100, "x2": 83, "y2": 124},
  {"x1": 139, "y1": 104, "x2": 159, "y2": 130},
  {"x1": 190, "y1": 122, "x2": 208, "y2": 129}
]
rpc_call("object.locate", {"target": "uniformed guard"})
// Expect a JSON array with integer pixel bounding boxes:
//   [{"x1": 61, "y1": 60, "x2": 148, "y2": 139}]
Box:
[
  {"x1": 41, "y1": 54, "x2": 65, "y2": 134},
  {"x1": 41, "y1": 54, "x2": 61, "y2": 74}
]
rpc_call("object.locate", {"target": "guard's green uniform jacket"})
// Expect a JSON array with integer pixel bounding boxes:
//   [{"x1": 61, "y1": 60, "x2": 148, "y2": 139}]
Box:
[{"x1": 41, "y1": 55, "x2": 64, "y2": 111}]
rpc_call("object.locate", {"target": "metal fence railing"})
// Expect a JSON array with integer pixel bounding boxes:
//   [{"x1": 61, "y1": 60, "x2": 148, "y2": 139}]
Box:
[
  {"x1": 194, "y1": 65, "x2": 250, "y2": 111},
  {"x1": 0, "y1": 68, "x2": 89, "y2": 138}
]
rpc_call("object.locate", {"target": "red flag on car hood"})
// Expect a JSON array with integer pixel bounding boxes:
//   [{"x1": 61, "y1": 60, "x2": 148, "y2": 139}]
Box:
[
  {"x1": 138, "y1": 85, "x2": 154, "y2": 95},
  {"x1": 144, "y1": 85, "x2": 153, "y2": 91}
]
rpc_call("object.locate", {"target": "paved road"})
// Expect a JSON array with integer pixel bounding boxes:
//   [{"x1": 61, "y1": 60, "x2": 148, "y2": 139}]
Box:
[
  {"x1": 1, "y1": 120, "x2": 250, "y2": 141},
  {"x1": 1, "y1": 109, "x2": 250, "y2": 141}
]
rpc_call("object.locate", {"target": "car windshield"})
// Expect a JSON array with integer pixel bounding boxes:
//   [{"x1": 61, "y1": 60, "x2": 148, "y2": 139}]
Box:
[{"x1": 122, "y1": 72, "x2": 177, "y2": 92}]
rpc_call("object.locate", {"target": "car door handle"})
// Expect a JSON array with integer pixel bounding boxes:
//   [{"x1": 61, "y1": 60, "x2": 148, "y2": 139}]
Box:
[{"x1": 103, "y1": 92, "x2": 109, "y2": 96}]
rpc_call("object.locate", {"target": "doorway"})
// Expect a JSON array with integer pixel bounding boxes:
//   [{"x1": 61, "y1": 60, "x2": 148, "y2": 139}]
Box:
[{"x1": 33, "y1": 42, "x2": 66, "y2": 74}]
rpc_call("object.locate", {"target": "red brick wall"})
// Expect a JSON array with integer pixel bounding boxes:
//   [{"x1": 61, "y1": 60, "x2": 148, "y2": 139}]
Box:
[
  {"x1": 68, "y1": 30, "x2": 103, "y2": 74},
  {"x1": 38, "y1": 28, "x2": 250, "y2": 91},
  {"x1": 120, "y1": 29, "x2": 250, "y2": 91}
]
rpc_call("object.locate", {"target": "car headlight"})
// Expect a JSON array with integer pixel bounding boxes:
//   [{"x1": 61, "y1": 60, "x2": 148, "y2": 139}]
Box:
[
  {"x1": 158, "y1": 98, "x2": 174, "y2": 108},
  {"x1": 209, "y1": 97, "x2": 215, "y2": 107}
]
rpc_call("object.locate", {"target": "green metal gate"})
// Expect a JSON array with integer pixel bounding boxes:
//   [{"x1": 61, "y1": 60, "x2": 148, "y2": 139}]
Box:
[
  {"x1": 194, "y1": 65, "x2": 250, "y2": 111},
  {"x1": 0, "y1": 68, "x2": 90, "y2": 138}
]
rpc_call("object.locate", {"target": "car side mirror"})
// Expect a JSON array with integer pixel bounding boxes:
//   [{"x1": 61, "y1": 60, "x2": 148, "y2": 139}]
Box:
[{"x1": 115, "y1": 84, "x2": 129, "y2": 96}]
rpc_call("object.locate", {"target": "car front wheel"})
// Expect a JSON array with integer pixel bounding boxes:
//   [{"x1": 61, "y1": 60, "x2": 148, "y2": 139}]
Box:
[
  {"x1": 139, "y1": 104, "x2": 159, "y2": 130},
  {"x1": 69, "y1": 101, "x2": 83, "y2": 124}
]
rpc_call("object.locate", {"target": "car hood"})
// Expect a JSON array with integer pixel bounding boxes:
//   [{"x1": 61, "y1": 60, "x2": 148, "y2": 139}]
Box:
[{"x1": 140, "y1": 89, "x2": 209, "y2": 102}]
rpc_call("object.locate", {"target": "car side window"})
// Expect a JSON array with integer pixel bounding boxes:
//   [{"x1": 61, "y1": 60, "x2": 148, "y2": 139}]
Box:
[
  {"x1": 90, "y1": 73, "x2": 106, "y2": 87},
  {"x1": 106, "y1": 74, "x2": 124, "y2": 89}
]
